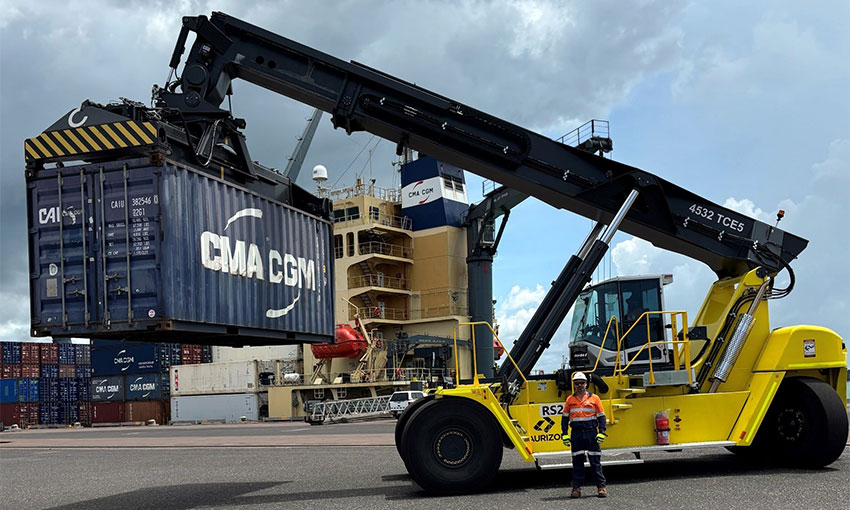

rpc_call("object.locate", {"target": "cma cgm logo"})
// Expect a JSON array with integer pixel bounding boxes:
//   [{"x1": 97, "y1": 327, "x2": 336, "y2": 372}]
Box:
[
  {"x1": 200, "y1": 208, "x2": 314, "y2": 318},
  {"x1": 408, "y1": 181, "x2": 435, "y2": 205},
  {"x1": 113, "y1": 350, "x2": 134, "y2": 371}
]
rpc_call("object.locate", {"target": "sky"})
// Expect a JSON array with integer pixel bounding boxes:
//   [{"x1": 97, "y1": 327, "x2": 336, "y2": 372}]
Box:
[{"x1": 1, "y1": 0, "x2": 848, "y2": 371}]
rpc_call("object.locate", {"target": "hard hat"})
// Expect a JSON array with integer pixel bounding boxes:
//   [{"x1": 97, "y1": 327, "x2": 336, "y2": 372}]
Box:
[{"x1": 572, "y1": 371, "x2": 587, "y2": 382}]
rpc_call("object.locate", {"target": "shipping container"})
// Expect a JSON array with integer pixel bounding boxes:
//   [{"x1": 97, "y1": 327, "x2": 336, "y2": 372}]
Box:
[
  {"x1": 21, "y1": 364, "x2": 40, "y2": 378},
  {"x1": 211, "y1": 345, "x2": 299, "y2": 363},
  {"x1": 28, "y1": 157, "x2": 334, "y2": 345},
  {"x1": 160, "y1": 372, "x2": 171, "y2": 398},
  {"x1": 38, "y1": 378, "x2": 59, "y2": 401},
  {"x1": 40, "y1": 343, "x2": 58, "y2": 364},
  {"x1": 171, "y1": 393, "x2": 259, "y2": 423},
  {"x1": 77, "y1": 376, "x2": 92, "y2": 401},
  {"x1": 0, "y1": 379, "x2": 17, "y2": 403},
  {"x1": 125, "y1": 401, "x2": 168, "y2": 424},
  {"x1": 58, "y1": 344, "x2": 75, "y2": 365},
  {"x1": 1, "y1": 364, "x2": 21, "y2": 379},
  {"x1": 91, "y1": 375, "x2": 124, "y2": 402},
  {"x1": 92, "y1": 402, "x2": 124, "y2": 424},
  {"x1": 0, "y1": 403, "x2": 20, "y2": 426},
  {"x1": 58, "y1": 403, "x2": 79, "y2": 424},
  {"x1": 21, "y1": 343, "x2": 41, "y2": 365},
  {"x1": 1, "y1": 342, "x2": 21, "y2": 364},
  {"x1": 181, "y1": 344, "x2": 202, "y2": 365},
  {"x1": 202, "y1": 345, "x2": 213, "y2": 364},
  {"x1": 75, "y1": 344, "x2": 91, "y2": 364},
  {"x1": 19, "y1": 403, "x2": 39, "y2": 427},
  {"x1": 78, "y1": 402, "x2": 92, "y2": 426},
  {"x1": 41, "y1": 364, "x2": 59, "y2": 378},
  {"x1": 39, "y1": 402, "x2": 60, "y2": 425},
  {"x1": 58, "y1": 364, "x2": 75, "y2": 378},
  {"x1": 75, "y1": 365, "x2": 90, "y2": 378},
  {"x1": 58, "y1": 378, "x2": 78, "y2": 403},
  {"x1": 125, "y1": 373, "x2": 162, "y2": 401},
  {"x1": 171, "y1": 361, "x2": 259, "y2": 396},
  {"x1": 17, "y1": 378, "x2": 39, "y2": 402},
  {"x1": 91, "y1": 344, "x2": 160, "y2": 376}
]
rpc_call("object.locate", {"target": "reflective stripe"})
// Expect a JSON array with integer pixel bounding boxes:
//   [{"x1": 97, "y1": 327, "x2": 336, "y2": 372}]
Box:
[
  {"x1": 571, "y1": 450, "x2": 603, "y2": 457},
  {"x1": 571, "y1": 416, "x2": 598, "y2": 422},
  {"x1": 570, "y1": 407, "x2": 597, "y2": 414},
  {"x1": 596, "y1": 412, "x2": 606, "y2": 418}
]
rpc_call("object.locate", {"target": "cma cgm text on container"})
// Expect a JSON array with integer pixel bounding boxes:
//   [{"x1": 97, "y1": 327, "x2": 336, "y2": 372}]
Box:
[{"x1": 27, "y1": 157, "x2": 334, "y2": 345}]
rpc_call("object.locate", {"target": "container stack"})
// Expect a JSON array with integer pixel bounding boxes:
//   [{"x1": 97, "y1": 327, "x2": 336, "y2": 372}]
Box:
[
  {"x1": 170, "y1": 361, "x2": 265, "y2": 423},
  {"x1": 90, "y1": 340, "x2": 211, "y2": 425},
  {"x1": 0, "y1": 341, "x2": 91, "y2": 428}
]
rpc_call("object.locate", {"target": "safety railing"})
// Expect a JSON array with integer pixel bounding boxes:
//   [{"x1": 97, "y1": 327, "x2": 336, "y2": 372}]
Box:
[
  {"x1": 309, "y1": 395, "x2": 392, "y2": 423},
  {"x1": 352, "y1": 306, "x2": 408, "y2": 321},
  {"x1": 348, "y1": 274, "x2": 408, "y2": 290},
  {"x1": 453, "y1": 321, "x2": 534, "y2": 453},
  {"x1": 358, "y1": 241, "x2": 413, "y2": 259}
]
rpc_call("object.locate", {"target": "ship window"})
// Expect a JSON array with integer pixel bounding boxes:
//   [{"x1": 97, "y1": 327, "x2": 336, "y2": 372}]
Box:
[
  {"x1": 345, "y1": 206, "x2": 360, "y2": 221},
  {"x1": 334, "y1": 235, "x2": 343, "y2": 259},
  {"x1": 369, "y1": 206, "x2": 380, "y2": 221},
  {"x1": 442, "y1": 173, "x2": 466, "y2": 202},
  {"x1": 333, "y1": 209, "x2": 345, "y2": 223},
  {"x1": 346, "y1": 232, "x2": 355, "y2": 257}
]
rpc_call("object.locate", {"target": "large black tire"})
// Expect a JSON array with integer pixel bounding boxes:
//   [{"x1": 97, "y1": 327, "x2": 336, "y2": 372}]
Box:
[
  {"x1": 394, "y1": 394, "x2": 435, "y2": 462},
  {"x1": 754, "y1": 377, "x2": 848, "y2": 468},
  {"x1": 400, "y1": 397, "x2": 503, "y2": 494}
]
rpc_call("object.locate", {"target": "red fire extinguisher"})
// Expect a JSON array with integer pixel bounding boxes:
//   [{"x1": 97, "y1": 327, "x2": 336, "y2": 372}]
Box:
[{"x1": 655, "y1": 411, "x2": 670, "y2": 445}]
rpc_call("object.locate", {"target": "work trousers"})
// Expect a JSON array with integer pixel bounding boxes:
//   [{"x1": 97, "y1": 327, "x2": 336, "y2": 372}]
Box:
[{"x1": 571, "y1": 427, "x2": 606, "y2": 488}]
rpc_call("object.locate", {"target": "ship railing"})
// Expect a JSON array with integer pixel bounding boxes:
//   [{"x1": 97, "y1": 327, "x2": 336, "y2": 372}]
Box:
[
  {"x1": 334, "y1": 211, "x2": 412, "y2": 231},
  {"x1": 358, "y1": 241, "x2": 412, "y2": 259},
  {"x1": 308, "y1": 395, "x2": 392, "y2": 423},
  {"x1": 348, "y1": 274, "x2": 408, "y2": 290}
]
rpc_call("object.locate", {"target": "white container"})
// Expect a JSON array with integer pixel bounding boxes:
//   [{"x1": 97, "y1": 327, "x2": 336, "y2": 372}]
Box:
[
  {"x1": 171, "y1": 361, "x2": 259, "y2": 396},
  {"x1": 212, "y1": 345, "x2": 298, "y2": 363},
  {"x1": 170, "y1": 393, "x2": 259, "y2": 423}
]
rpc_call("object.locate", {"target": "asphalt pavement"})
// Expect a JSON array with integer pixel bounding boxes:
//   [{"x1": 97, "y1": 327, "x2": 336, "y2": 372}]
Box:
[{"x1": 1, "y1": 420, "x2": 848, "y2": 509}]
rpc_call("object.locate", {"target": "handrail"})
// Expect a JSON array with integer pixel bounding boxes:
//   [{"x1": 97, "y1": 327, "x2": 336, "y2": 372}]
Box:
[{"x1": 453, "y1": 321, "x2": 534, "y2": 453}]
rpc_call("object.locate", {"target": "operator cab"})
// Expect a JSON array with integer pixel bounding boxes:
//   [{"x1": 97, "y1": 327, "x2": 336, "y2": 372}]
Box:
[{"x1": 568, "y1": 274, "x2": 674, "y2": 373}]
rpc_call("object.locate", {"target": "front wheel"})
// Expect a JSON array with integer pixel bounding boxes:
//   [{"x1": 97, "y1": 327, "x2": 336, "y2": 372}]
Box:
[
  {"x1": 400, "y1": 397, "x2": 503, "y2": 494},
  {"x1": 754, "y1": 377, "x2": 848, "y2": 468}
]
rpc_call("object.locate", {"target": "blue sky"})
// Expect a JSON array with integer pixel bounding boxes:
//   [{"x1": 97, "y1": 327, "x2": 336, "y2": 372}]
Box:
[{"x1": 1, "y1": 1, "x2": 847, "y2": 371}]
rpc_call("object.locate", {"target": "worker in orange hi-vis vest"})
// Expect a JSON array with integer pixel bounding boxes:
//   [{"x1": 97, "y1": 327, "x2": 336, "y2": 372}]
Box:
[{"x1": 561, "y1": 371, "x2": 608, "y2": 498}]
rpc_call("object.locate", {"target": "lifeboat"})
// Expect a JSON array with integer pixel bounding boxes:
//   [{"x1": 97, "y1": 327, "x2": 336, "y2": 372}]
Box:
[
  {"x1": 494, "y1": 338, "x2": 505, "y2": 359},
  {"x1": 310, "y1": 323, "x2": 369, "y2": 359}
]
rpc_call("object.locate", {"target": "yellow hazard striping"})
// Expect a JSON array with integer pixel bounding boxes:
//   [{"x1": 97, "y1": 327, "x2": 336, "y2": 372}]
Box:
[
  {"x1": 25, "y1": 142, "x2": 41, "y2": 159},
  {"x1": 115, "y1": 122, "x2": 140, "y2": 145},
  {"x1": 142, "y1": 121, "x2": 157, "y2": 137},
  {"x1": 128, "y1": 122, "x2": 154, "y2": 144},
  {"x1": 88, "y1": 125, "x2": 115, "y2": 150},
  {"x1": 76, "y1": 127, "x2": 102, "y2": 151},
  {"x1": 30, "y1": 137, "x2": 52, "y2": 157},
  {"x1": 63, "y1": 129, "x2": 89, "y2": 152},
  {"x1": 39, "y1": 133, "x2": 65, "y2": 156},
  {"x1": 100, "y1": 124, "x2": 127, "y2": 148},
  {"x1": 49, "y1": 131, "x2": 77, "y2": 154}
]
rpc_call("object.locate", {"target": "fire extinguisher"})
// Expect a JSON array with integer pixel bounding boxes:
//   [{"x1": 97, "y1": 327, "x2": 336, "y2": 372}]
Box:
[{"x1": 655, "y1": 411, "x2": 670, "y2": 445}]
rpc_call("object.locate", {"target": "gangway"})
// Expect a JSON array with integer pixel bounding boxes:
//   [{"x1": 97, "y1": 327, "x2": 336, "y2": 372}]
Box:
[{"x1": 307, "y1": 395, "x2": 392, "y2": 424}]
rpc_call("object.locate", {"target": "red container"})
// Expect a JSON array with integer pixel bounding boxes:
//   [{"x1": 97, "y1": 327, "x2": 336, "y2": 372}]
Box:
[
  {"x1": 40, "y1": 343, "x2": 58, "y2": 365},
  {"x1": 78, "y1": 402, "x2": 92, "y2": 426},
  {"x1": 125, "y1": 401, "x2": 167, "y2": 425},
  {"x1": 21, "y1": 364, "x2": 40, "y2": 378},
  {"x1": 0, "y1": 403, "x2": 20, "y2": 426},
  {"x1": 92, "y1": 402, "x2": 125, "y2": 424},
  {"x1": 19, "y1": 403, "x2": 39, "y2": 427},
  {"x1": 181, "y1": 344, "x2": 203, "y2": 364},
  {"x1": 21, "y1": 343, "x2": 41, "y2": 365},
  {"x1": 58, "y1": 365, "x2": 76, "y2": 378},
  {"x1": 1, "y1": 364, "x2": 21, "y2": 379}
]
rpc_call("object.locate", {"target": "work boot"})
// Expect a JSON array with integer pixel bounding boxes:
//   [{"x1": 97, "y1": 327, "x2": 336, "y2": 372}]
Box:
[
  {"x1": 570, "y1": 487, "x2": 581, "y2": 498},
  {"x1": 597, "y1": 487, "x2": 608, "y2": 498}
]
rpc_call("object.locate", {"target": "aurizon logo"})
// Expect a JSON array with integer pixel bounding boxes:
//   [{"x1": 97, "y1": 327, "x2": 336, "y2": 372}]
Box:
[{"x1": 199, "y1": 208, "x2": 312, "y2": 318}]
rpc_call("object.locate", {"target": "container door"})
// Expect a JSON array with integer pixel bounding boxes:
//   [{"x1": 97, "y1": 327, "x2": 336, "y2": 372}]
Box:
[
  {"x1": 28, "y1": 170, "x2": 98, "y2": 330},
  {"x1": 91, "y1": 165, "x2": 161, "y2": 326}
]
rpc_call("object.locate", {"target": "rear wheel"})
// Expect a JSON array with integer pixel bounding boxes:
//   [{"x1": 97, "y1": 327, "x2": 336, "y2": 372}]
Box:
[
  {"x1": 754, "y1": 377, "x2": 848, "y2": 468},
  {"x1": 400, "y1": 397, "x2": 503, "y2": 494},
  {"x1": 394, "y1": 394, "x2": 434, "y2": 461}
]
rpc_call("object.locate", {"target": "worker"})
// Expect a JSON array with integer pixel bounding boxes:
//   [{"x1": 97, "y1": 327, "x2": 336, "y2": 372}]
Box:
[
  {"x1": 624, "y1": 292, "x2": 646, "y2": 324},
  {"x1": 561, "y1": 371, "x2": 608, "y2": 498}
]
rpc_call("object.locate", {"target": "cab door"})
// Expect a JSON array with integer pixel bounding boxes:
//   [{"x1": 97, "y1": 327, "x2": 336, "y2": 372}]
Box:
[{"x1": 619, "y1": 279, "x2": 668, "y2": 365}]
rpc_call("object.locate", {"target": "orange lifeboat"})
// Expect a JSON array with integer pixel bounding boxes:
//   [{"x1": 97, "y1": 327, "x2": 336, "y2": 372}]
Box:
[
  {"x1": 310, "y1": 324, "x2": 369, "y2": 359},
  {"x1": 494, "y1": 338, "x2": 505, "y2": 359}
]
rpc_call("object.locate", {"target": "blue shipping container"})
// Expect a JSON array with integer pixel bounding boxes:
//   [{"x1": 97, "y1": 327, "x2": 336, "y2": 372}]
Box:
[
  {"x1": 41, "y1": 364, "x2": 59, "y2": 378},
  {"x1": 125, "y1": 373, "x2": 162, "y2": 401},
  {"x1": 0, "y1": 379, "x2": 18, "y2": 403},
  {"x1": 28, "y1": 158, "x2": 334, "y2": 345},
  {"x1": 75, "y1": 365, "x2": 91, "y2": 378},
  {"x1": 91, "y1": 345, "x2": 160, "y2": 376},
  {"x1": 75, "y1": 344, "x2": 91, "y2": 364},
  {"x1": 77, "y1": 377, "x2": 91, "y2": 401},
  {"x1": 38, "y1": 378, "x2": 59, "y2": 401},
  {"x1": 39, "y1": 402, "x2": 60, "y2": 425},
  {"x1": 18, "y1": 378, "x2": 39, "y2": 402},
  {"x1": 58, "y1": 378, "x2": 78, "y2": 403},
  {"x1": 91, "y1": 376, "x2": 124, "y2": 402},
  {"x1": 58, "y1": 403, "x2": 79, "y2": 424},
  {"x1": 58, "y1": 344, "x2": 75, "y2": 365},
  {"x1": 1, "y1": 342, "x2": 21, "y2": 364}
]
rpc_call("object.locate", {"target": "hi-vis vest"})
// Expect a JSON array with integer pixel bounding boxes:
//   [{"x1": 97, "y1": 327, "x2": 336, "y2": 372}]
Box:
[{"x1": 563, "y1": 392, "x2": 606, "y2": 432}]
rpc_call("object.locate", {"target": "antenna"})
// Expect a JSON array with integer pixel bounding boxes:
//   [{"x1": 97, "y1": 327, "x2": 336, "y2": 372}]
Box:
[{"x1": 312, "y1": 164, "x2": 328, "y2": 197}]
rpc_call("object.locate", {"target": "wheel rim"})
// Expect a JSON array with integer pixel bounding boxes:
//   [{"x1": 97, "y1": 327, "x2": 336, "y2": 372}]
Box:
[
  {"x1": 434, "y1": 428, "x2": 473, "y2": 468},
  {"x1": 776, "y1": 407, "x2": 805, "y2": 443}
]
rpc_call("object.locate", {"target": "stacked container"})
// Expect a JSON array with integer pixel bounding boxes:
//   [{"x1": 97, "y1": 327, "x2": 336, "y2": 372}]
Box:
[{"x1": 170, "y1": 361, "x2": 262, "y2": 422}]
